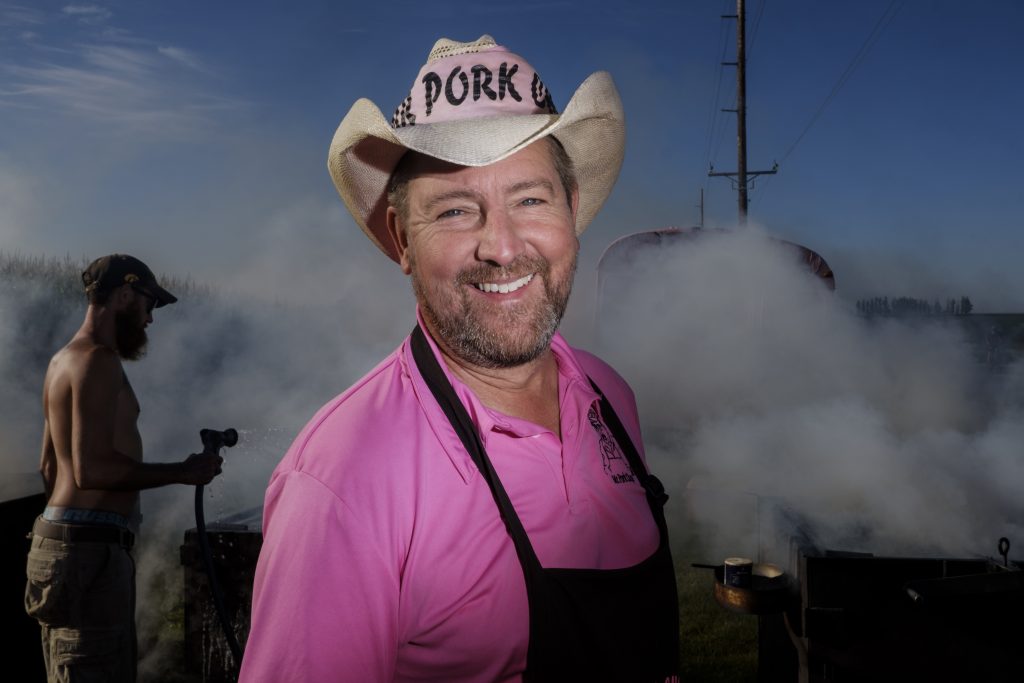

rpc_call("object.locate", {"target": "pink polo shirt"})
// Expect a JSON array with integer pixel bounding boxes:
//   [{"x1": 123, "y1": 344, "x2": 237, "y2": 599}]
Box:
[{"x1": 240, "y1": 319, "x2": 660, "y2": 683}]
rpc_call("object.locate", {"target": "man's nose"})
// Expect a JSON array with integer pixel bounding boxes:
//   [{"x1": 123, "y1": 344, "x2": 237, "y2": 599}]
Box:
[{"x1": 475, "y1": 209, "x2": 525, "y2": 266}]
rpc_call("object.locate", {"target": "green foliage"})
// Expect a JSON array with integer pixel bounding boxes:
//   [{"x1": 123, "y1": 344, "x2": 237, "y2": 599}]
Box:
[
  {"x1": 856, "y1": 294, "x2": 975, "y2": 317},
  {"x1": 0, "y1": 251, "x2": 215, "y2": 375},
  {"x1": 678, "y1": 559, "x2": 759, "y2": 682}
]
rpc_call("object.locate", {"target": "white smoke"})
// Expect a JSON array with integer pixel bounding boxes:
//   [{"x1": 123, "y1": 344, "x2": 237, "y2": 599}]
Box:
[
  {"x1": 590, "y1": 227, "x2": 1024, "y2": 563},
  {"x1": 5, "y1": 222, "x2": 1023, "y2": 676},
  {"x1": 0, "y1": 201, "x2": 416, "y2": 678}
]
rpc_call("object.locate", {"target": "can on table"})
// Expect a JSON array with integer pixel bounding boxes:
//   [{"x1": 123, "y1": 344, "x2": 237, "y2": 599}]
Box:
[{"x1": 723, "y1": 557, "x2": 753, "y2": 588}]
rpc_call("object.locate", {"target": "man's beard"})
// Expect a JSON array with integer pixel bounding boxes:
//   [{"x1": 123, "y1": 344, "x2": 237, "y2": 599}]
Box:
[
  {"x1": 412, "y1": 253, "x2": 576, "y2": 369},
  {"x1": 115, "y1": 307, "x2": 148, "y2": 361}
]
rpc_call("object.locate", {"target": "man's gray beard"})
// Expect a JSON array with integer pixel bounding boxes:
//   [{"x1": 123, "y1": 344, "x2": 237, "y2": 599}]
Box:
[{"x1": 412, "y1": 254, "x2": 576, "y2": 369}]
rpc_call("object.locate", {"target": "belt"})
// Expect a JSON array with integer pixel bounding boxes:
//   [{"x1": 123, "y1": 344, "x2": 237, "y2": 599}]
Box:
[{"x1": 31, "y1": 516, "x2": 135, "y2": 549}]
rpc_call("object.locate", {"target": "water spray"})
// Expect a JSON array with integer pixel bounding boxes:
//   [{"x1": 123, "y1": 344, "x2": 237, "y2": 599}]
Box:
[{"x1": 194, "y1": 428, "x2": 243, "y2": 668}]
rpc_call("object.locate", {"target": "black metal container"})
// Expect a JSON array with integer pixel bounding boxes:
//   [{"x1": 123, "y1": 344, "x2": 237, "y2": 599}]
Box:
[{"x1": 180, "y1": 525, "x2": 262, "y2": 683}]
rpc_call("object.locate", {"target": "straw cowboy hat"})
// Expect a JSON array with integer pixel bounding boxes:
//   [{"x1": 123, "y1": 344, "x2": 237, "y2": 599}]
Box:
[{"x1": 327, "y1": 34, "x2": 625, "y2": 263}]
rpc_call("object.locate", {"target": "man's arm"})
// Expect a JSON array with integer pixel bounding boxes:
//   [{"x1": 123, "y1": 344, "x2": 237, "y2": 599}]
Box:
[
  {"x1": 240, "y1": 470, "x2": 401, "y2": 682},
  {"x1": 71, "y1": 347, "x2": 220, "y2": 490}
]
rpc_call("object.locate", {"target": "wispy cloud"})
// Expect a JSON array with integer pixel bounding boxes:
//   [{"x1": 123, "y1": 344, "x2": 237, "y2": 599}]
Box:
[
  {"x1": 1, "y1": 9, "x2": 245, "y2": 135},
  {"x1": 82, "y1": 43, "x2": 157, "y2": 74},
  {"x1": 157, "y1": 46, "x2": 206, "y2": 72},
  {"x1": 61, "y1": 4, "x2": 111, "y2": 24},
  {"x1": 3, "y1": 48, "x2": 241, "y2": 131},
  {"x1": 0, "y1": 3, "x2": 44, "y2": 27},
  {"x1": 7, "y1": 58, "x2": 152, "y2": 114}
]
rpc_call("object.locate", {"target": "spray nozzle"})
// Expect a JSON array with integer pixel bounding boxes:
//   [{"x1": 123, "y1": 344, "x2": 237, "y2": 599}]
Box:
[{"x1": 200, "y1": 428, "x2": 238, "y2": 455}]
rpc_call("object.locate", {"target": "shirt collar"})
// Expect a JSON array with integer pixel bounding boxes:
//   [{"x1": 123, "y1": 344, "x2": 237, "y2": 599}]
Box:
[{"x1": 402, "y1": 308, "x2": 601, "y2": 480}]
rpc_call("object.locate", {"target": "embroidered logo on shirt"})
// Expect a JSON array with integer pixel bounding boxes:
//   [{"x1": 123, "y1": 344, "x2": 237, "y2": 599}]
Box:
[{"x1": 587, "y1": 406, "x2": 636, "y2": 484}]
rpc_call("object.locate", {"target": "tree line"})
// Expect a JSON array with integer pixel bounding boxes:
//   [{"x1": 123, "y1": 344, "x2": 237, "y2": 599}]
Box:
[{"x1": 856, "y1": 296, "x2": 974, "y2": 318}]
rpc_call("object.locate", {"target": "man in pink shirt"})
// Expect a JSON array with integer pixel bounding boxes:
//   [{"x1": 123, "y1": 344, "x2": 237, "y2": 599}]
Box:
[{"x1": 241, "y1": 35, "x2": 679, "y2": 682}]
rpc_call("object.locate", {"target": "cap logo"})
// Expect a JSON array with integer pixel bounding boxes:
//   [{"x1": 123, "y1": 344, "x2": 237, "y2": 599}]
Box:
[
  {"x1": 390, "y1": 49, "x2": 557, "y2": 130},
  {"x1": 530, "y1": 74, "x2": 555, "y2": 113},
  {"x1": 124, "y1": 274, "x2": 140, "y2": 284},
  {"x1": 422, "y1": 62, "x2": 521, "y2": 117}
]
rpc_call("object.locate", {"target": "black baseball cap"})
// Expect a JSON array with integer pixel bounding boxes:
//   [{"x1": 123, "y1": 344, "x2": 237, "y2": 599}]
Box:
[{"x1": 82, "y1": 254, "x2": 178, "y2": 308}]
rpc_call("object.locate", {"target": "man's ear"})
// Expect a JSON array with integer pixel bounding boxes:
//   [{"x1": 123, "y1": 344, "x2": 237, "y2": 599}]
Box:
[
  {"x1": 386, "y1": 207, "x2": 413, "y2": 274},
  {"x1": 569, "y1": 186, "x2": 580, "y2": 224},
  {"x1": 115, "y1": 283, "x2": 135, "y2": 308}
]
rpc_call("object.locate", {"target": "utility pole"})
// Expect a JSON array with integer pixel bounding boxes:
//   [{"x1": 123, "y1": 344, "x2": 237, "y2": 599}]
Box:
[
  {"x1": 698, "y1": 188, "x2": 705, "y2": 228},
  {"x1": 709, "y1": 0, "x2": 777, "y2": 226}
]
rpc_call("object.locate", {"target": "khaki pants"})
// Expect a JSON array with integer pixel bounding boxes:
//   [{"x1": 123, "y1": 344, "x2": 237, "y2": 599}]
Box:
[{"x1": 24, "y1": 532, "x2": 137, "y2": 683}]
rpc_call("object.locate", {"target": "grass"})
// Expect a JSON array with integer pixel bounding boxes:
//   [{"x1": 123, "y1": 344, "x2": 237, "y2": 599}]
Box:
[
  {"x1": 148, "y1": 559, "x2": 760, "y2": 683},
  {"x1": 678, "y1": 557, "x2": 759, "y2": 682},
  {"x1": 147, "y1": 549, "x2": 760, "y2": 682},
  {"x1": 0, "y1": 250, "x2": 212, "y2": 301}
]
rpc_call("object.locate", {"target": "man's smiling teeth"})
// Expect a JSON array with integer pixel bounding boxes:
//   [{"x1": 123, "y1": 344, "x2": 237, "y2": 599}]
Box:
[{"x1": 475, "y1": 274, "x2": 534, "y2": 294}]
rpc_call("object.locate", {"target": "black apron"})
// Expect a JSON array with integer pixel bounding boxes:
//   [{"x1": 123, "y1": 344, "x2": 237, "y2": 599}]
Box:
[{"x1": 410, "y1": 326, "x2": 679, "y2": 682}]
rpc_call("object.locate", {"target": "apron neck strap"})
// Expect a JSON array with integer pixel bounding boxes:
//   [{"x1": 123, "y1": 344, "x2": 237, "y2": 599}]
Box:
[
  {"x1": 410, "y1": 324, "x2": 543, "y2": 569},
  {"x1": 410, "y1": 324, "x2": 669, "y2": 571}
]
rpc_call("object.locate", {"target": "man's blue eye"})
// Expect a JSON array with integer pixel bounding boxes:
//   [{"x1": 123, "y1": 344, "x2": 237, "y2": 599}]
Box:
[{"x1": 439, "y1": 208, "x2": 463, "y2": 218}]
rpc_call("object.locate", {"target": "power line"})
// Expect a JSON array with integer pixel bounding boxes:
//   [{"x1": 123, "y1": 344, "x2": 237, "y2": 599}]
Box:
[
  {"x1": 777, "y1": 0, "x2": 906, "y2": 165},
  {"x1": 749, "y1": 0, "x2": 905, "y2": 205},
  {"x1": 748, "y1": 0, "x2": 767, "y2": 59}
]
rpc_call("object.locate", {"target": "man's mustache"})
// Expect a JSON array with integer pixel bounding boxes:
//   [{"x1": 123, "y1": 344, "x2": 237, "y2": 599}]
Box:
[{"x1": 455, "y1": 256, "x2": 549, "y2": 286}]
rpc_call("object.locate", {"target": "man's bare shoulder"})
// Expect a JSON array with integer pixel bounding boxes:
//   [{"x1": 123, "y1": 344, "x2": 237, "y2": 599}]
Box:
[{"x1": 49, "y1": 338, "x2": 122, "y2": 385}]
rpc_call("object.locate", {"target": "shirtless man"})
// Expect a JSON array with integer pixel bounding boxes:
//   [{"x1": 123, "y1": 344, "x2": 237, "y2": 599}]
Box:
[{"x1": 24, "y1": 254, "x2": 223, "y2": 683}]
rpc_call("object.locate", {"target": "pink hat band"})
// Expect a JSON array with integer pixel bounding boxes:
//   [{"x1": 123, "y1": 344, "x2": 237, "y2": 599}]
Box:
[{"x1": 390, "y1": 41, "x2": 557, "y2": 129}]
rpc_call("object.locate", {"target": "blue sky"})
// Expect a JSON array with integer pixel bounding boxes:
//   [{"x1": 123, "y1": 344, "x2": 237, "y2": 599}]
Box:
[{"x1": 1, "y1": 0, "x2": 1022, "y2": 310}]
